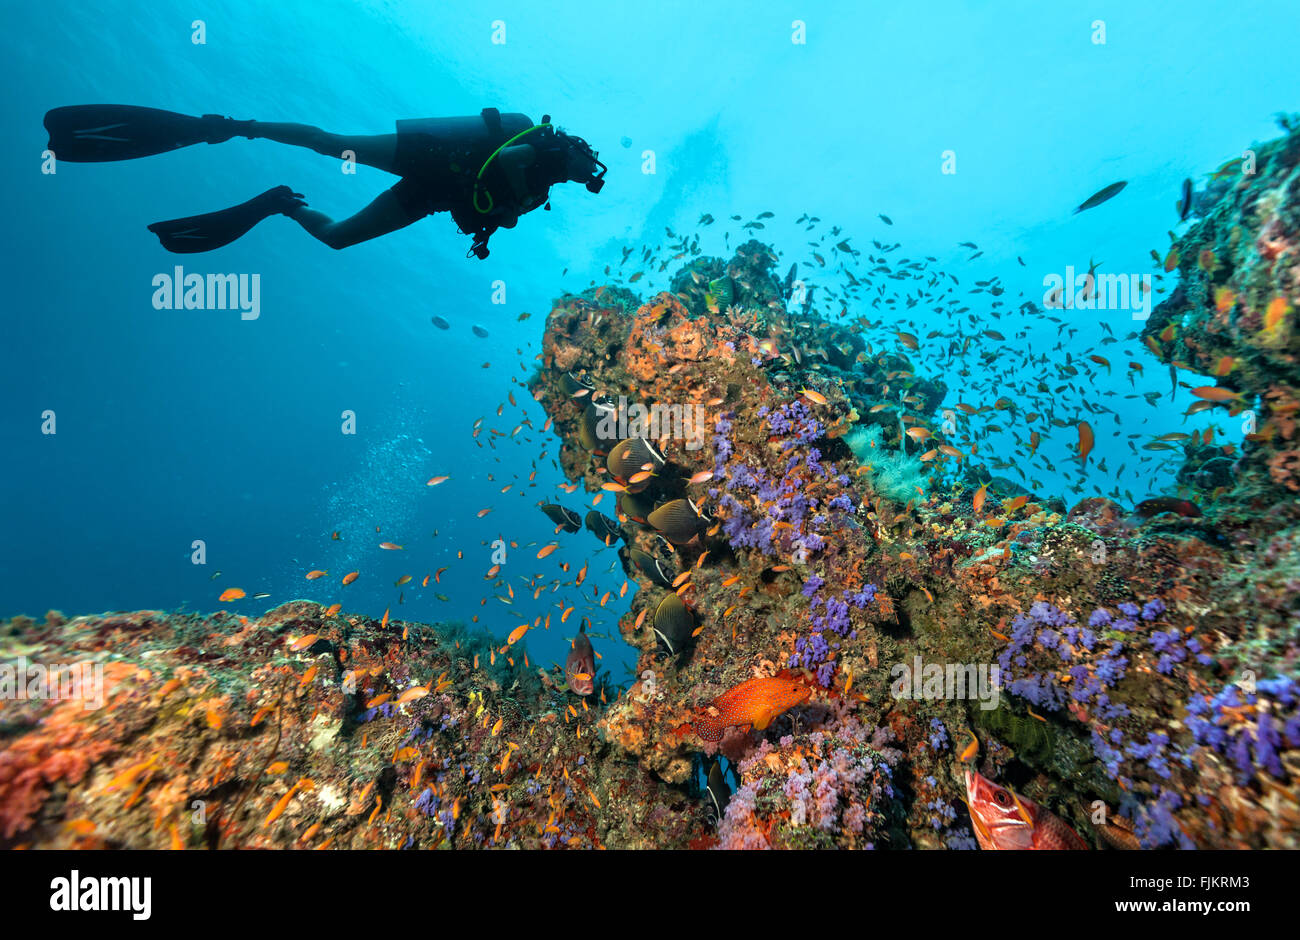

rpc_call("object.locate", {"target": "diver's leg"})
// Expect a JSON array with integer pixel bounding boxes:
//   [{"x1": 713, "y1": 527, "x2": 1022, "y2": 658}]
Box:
[
  {"x1": 244, "y1": 122, "x2": 401, "y2": 175},
  {"x1": 285, "y1": 189, "x2": 420, "y2": 249}
]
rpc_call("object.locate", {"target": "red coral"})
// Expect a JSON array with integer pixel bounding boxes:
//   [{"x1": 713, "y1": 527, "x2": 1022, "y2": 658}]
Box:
[{"x1": 0, "y1": 709, "x2": 113, "y2": 839}]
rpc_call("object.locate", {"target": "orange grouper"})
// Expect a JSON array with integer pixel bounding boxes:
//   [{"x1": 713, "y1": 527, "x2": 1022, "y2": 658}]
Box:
[
  {"x1": 684, "y1": 671, "x2": 815, "y2": 743},
  {"x1": 565, "y1": 622, "x2": 596, "y2": 696}
]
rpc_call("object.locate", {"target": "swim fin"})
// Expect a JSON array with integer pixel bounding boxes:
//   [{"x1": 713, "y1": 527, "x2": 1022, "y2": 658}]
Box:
[
  {"x1": 44, "y1": 105, "x2": 252, "y2": 163},
  {"x1": 147, "y1": 186, "x2": 306, "y2": 253}
]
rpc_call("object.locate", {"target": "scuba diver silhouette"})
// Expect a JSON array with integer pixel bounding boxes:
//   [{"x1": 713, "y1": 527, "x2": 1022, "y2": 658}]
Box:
[{"x1": 43, "y1": 105, "x2": 606, "y2": 259}]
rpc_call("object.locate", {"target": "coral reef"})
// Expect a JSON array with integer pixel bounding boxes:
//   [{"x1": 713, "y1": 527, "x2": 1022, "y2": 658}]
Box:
[
  {"x1": 522, "y1": 124, "x2": 1300, "y2": 850},
  {"x1": 1143, "y1": 118, "x2": 1300, "y2": 513},
  {"x1": 0, "y1": 604, "x2": 696, "y2": 849},
  {"x1": 6, "y1": 122, "x2": 1300, "y2": 850}
]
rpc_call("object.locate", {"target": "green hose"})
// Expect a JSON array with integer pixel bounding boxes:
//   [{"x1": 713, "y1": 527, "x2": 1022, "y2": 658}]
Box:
[{"x1": 473, "y1": 122, "x2": 552, "y2": 214}]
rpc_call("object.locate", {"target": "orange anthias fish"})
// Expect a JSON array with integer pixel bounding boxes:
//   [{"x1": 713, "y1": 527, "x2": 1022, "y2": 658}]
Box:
[
  {"x1": 1076, "y1": 421, "x2": 1094, "y2": 467},
  {"x1": 1190, "y1": 385, "x2": 1244, "y2": 403},
  {"x1": 964, "y1": 769, "x2": 1088, "y2": 850},
  {"x1": 686, "y1": 671, "x2": 814, "y2": 743}
]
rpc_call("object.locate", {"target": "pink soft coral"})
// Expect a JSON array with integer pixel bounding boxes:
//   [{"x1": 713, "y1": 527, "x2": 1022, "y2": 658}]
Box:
[{"x1": 0, "y1": 711, "x2": 113, "y2": 839}]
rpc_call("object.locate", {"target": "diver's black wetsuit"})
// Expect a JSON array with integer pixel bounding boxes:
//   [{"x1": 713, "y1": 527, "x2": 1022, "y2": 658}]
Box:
[
  {"x1": 388, "y1": 108, "x2": 603, "y2": 258},
  {"x1": 42, "y1": 104, "x2": 605, "y2": 257}
]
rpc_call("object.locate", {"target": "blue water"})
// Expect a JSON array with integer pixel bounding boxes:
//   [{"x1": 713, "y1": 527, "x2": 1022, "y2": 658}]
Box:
[{"x1": 2, "y1": 0, "x2": 1298, "y2": 679}]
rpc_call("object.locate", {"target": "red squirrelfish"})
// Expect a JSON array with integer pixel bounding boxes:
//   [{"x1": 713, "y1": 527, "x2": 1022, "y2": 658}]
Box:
[
  {"x1": 964, "y1": 769, "x2": 1088, "y2": 850},
  {"x1": 688, "y1": 671, "x2": 814, "y2": 743},
  {"x1": 565, "y1": 622, "x2": 595, "y2": 696}
]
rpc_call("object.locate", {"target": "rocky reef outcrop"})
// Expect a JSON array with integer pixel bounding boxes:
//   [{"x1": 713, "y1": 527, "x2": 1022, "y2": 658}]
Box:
[
  {"x1": 527, "y1": 128, "x2": 1300, "y2": 849},
  {"x1": 1144, "y1": 118, "x2": 1300, "y2": 509}
]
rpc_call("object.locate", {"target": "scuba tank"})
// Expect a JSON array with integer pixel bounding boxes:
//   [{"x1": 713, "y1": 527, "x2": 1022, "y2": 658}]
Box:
[
  {"x1": 397, "y1": 108, "x2": 605, "y2": 258},
  {"x1": 397, "y1": 108, "x2": 535, "y2": 258},
  {"x1": 395, "y1": 109, "x2": 534, "y2": 160}
]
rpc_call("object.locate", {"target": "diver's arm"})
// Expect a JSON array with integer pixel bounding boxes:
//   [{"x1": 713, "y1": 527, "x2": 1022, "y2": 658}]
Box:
[{"x1": 285, "y1": 190, "x2": 420, "y2": 249}]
